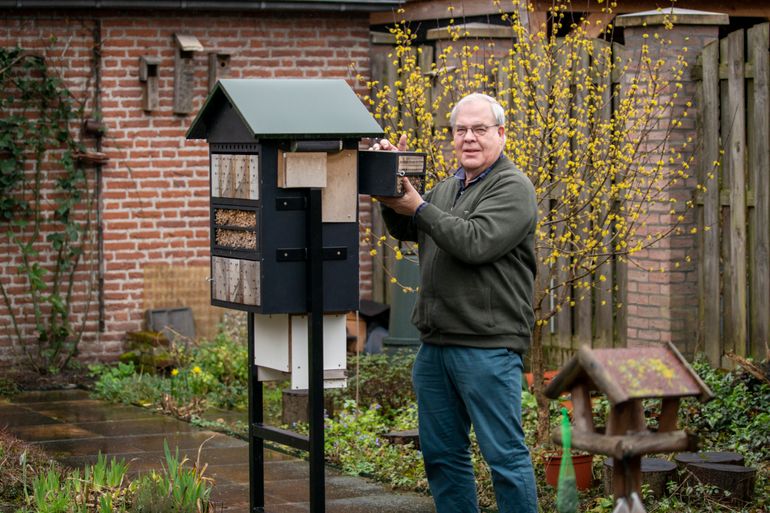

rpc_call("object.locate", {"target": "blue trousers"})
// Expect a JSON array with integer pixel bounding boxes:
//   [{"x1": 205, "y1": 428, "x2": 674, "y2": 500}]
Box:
[{"x1": 412, "y1": 343, "x2": 538, "y2": 513}]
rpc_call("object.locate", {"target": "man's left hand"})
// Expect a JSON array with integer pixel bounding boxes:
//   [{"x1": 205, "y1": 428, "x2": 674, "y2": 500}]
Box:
[{"x1": 377, "y1": 177, "x2": 424, "y2": 216}]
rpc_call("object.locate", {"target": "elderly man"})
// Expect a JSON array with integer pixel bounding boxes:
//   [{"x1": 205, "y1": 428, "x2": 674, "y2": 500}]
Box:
[{"x1": 376, "y1": 93, "x2": 539, "y2": 513}]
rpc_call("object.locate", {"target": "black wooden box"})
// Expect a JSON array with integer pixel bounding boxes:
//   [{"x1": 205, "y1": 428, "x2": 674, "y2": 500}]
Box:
[{"x1": 358, "y1": 150, "x2": 426, "y2": 197}]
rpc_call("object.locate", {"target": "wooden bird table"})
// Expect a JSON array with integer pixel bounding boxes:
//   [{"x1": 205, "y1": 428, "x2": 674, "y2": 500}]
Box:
[{"x1": 545, "y1": 343, "x2": 713, "y2": 511}]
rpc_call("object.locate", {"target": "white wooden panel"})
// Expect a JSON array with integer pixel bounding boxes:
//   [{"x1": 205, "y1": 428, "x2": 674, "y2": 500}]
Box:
[
  {"x1": 290, "y1": 314, "x2": 347, "y2": 390},
  {"x1": 252, "y1": 314, "x2": 291, "y2": 372}
]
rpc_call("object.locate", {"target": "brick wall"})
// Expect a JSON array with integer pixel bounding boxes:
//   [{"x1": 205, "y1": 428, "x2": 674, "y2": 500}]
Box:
[
  {"x1": 0, "y1": 9, "x2": 374, "y2": 366},
  {"x1": 619, "y1": 23, "x2": 722, "y2": 355}
]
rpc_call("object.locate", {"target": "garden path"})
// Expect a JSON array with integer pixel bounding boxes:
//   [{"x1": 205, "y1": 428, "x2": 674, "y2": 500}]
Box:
[{"x1": 0, "y1": 389, "x2": 435, "y2": 513}]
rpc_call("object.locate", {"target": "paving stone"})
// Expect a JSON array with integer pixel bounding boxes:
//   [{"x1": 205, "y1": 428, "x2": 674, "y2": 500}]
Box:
[
  {"x1": 75, "y1": 416, "x2": 197, "y2": 437},
  {"x1": 11, "y1": 389, "x2": 91, "y2": 403},
  {"x1": 34, "y1": 436, "x2": 147, "y2": 458},
  {"x1": 121, "y1": 431, "x2": 246, "y2": 451},
  {"x1": 326, "y1": 493, "x2": 436, "y2": 512},
  {"x1": 34, "y1": 403, "x2": 155, "y2": 423},
  {"x1": 8, "y1": 422, "x2": 97, "y2": 442},
  {"x1": 0, "y1": 410, "x2": 61, "y2": 427}
]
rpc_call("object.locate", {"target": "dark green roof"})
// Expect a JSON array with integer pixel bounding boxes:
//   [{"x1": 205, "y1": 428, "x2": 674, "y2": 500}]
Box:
[{"x1": 187, "y1": 79, "x2": 383, "y2": 140}]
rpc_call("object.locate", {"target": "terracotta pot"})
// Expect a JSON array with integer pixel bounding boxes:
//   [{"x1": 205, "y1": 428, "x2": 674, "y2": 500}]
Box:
[
  {"x1": 544, "y1": 452, "x2": 594, "y2": 490},
  {"x1": 524, "y1": 369, "x2": 559, "y2": 389}
]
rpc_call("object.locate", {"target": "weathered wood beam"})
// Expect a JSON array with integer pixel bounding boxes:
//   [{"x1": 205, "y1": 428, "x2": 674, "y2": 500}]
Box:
[
  {"x1": 658, "y1": 397, "x2": 680, "y2": 433},
  {"x1": 533, "y1": 0, "x2": 770, "y2": 18},
  {"x1": 570, "y1": 382, "x2": 595, "y2": 433},
  {"x1": 370, "y1": 0, "x2": 512, "y2": 25},
  {"x1": 371, "y1": 0, "x2": 770, "y2": 26},
  {"x1": 552, "y1": 430, "x2": 698, "y2": 459}
]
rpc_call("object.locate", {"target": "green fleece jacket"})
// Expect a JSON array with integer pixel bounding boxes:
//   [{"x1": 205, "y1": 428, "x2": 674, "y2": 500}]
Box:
[{"x1": 382, "y1": 155, "x2": 537, "y2": 353}]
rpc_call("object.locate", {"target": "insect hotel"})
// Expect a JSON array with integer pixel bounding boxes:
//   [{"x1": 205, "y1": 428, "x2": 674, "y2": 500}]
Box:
[
  {"x1": 544, "y1": 342, "x2": 714, "y2": 513},
  {"x1": 186, "y1": 78, "x2": 385, "y2": 513}
]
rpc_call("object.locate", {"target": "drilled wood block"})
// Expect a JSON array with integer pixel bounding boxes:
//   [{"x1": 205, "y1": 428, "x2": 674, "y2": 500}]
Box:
[
  {"x1": 212, "y1": 256, "x2": 260, "y2": 306},
  {"x1": 211, "y1": 154, "x2": 259, "y2": 200}
]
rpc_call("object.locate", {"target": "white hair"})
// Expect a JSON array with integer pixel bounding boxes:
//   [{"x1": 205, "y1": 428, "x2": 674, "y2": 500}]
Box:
[{"x1": 449, "y1": 93, "x2": 506, "y2": 128}]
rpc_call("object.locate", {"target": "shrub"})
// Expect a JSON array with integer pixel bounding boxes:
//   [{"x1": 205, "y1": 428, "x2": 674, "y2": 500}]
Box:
[
  {"x1": 90, "y1": 362, "x2": 167, "y2": 407},
  {"x1": 330, "y1": 351, "x2": 416, "y2": 417},
  {"x1": 321, "y1": 400, "x2": 427, "y2": 492},
  {"x1": 90, "y1": 332, "x2": 249, "y2": 414},
  {"x1": 681, "y1": 358, "x2": 770, "y2": 466}
]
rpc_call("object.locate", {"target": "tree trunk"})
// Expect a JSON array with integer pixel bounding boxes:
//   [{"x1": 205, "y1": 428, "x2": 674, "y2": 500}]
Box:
[{"x1": 531, "y1": 322, "x2": 551, "y2": 445}]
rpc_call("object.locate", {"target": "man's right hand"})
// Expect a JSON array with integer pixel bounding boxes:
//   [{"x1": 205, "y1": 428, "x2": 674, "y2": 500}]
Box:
[{"x1": 371, "y1": 134, "x2": 407, "y2": 152}]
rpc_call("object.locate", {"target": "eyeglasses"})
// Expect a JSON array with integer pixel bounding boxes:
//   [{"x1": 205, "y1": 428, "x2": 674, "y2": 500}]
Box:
[{"x1": 452, "y1": 124, "x2": 499, "y2": 137}]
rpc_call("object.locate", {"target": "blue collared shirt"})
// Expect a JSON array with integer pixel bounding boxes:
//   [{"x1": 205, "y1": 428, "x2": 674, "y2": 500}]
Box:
[{"x1": 414, "y1": 154, "x2": 503, "y2": 217}]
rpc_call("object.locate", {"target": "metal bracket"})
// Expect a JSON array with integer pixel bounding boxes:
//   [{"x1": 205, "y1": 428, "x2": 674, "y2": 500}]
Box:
[{"x1": 276, "y1": 247, "x2": 347, "y2": 262}]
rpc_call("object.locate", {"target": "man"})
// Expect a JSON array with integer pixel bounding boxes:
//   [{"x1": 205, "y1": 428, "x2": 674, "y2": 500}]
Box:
[{"x1": 376, "y1": 93, "x2": 539, "y2": 513}]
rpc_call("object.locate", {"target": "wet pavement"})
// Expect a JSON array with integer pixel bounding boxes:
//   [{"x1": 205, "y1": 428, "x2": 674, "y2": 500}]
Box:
[{"x1": 0, "y1": 389, "x2": 435, "y2": 513}]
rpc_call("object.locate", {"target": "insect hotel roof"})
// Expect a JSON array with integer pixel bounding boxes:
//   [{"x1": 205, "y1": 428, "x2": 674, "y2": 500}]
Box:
[{"x1": 186, "y1": 78, "x2": 384, "y2": 140}]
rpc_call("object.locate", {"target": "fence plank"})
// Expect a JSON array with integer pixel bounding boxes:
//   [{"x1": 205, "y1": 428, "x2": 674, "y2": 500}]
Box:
[
  {"x1": 553, "y1": 38, "x2": 573, "y2": 353},
  {"x1": 370, "y1": 204, "x2": 387, "y2": 304},
  {"x1": 612, "y1": 42, "x2": 628, "y2": 348},
  {"x1": 748, "y1": 23, "x2": 770, "y2": 361},
  {"x1": 725, "y1": 29, "x2": 748, "y2": 361},
  {"x1": 700, "y1": 40, "x2": 722, "y2": 367},
  {"x1": 695, "y1": 55, "x2": 705, "y2": 356},
  {"x1": 719, "y1": 36, "x2": 733, "y2": 364},
  {"x1": 594, "y1": 39, "x2": 615, "y2": 348},
  {"x1": 574, "y1": 44, "x2": 593, "y2": 347}
]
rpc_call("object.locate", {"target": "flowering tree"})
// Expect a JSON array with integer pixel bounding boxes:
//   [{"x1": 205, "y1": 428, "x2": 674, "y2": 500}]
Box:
[{"x1": 359, "y1": 0, "x2": 696, "y2": 442}]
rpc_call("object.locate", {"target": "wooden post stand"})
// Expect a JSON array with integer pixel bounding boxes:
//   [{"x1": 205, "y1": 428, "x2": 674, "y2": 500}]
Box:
[
  {"x1": 185, "y1": 78, "x2": 385, "y2": 513},
  {"x1": 248, "y1": 188, "x2": 327, "y2": 513}
]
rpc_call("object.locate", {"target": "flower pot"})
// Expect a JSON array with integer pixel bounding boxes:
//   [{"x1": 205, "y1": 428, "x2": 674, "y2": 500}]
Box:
[
  {"x1": 544, "y1": 452, "x2": 594, "y2": 490},
  {"x1": 524, "y1": 369, "x2": 559, "y2": 389}
]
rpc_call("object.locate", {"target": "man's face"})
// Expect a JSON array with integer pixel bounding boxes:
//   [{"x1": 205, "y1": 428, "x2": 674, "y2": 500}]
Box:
[{"x1": 452, "y1": 100, "x2": 505, "y2": 176}]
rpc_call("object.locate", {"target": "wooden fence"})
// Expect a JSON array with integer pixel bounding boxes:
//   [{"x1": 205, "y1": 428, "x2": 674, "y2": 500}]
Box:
[{"x1": 695, "y1": 22, "x2": 770, "y2": 366}]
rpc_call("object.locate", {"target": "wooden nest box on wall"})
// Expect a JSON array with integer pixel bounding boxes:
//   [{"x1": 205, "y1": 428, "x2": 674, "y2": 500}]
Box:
[{"x1": 545, "y1": 342, "x2": 713, "y2": 511}]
